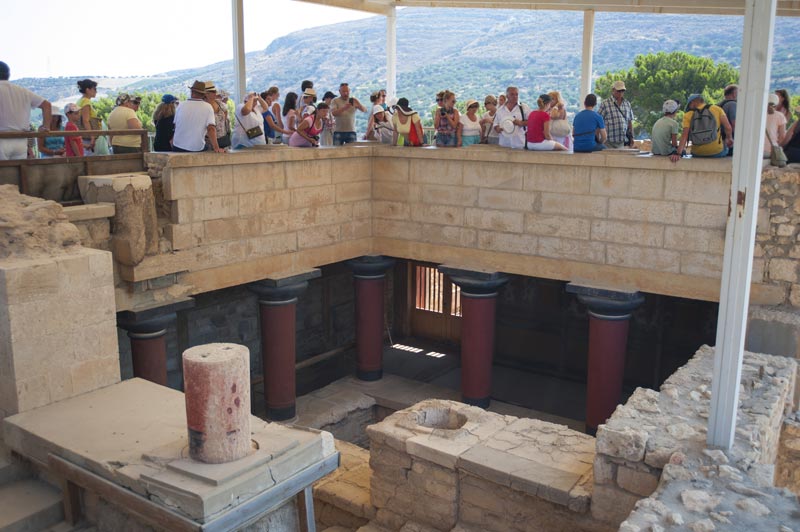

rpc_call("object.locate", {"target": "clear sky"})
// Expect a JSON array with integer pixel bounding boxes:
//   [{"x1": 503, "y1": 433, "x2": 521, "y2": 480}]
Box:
[{"x1": 1, "y1": 0, "x2": 374, "y2": 80}]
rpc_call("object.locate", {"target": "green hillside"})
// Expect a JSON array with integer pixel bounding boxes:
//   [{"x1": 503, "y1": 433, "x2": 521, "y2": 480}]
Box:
[{"x1": 15, "y1": 8, "x2": 800, "y2": 118}]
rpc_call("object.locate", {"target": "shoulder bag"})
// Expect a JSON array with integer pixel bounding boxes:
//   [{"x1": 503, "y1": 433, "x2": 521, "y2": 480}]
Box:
[
  {"x1": 235, "y1": 111, "x2": 263, "y2": 140},
  {"x1": 766, "y1": 128, "x2": 787, "y2": 168}
]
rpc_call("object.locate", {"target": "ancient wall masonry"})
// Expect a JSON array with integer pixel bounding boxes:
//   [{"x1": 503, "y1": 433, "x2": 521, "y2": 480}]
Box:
[
  {"x1": 0, "y1": 185, "x2": 120, "y2": 421},
  {"x1": 598, "y1": 345, "x2": 798, "y2": 531},
  {"x1": 365, "y1": 399, "x2": 608, "y2": 532},
  {"x1": 776, "y1": 413, "x2": 800, "y2": 495},
  {"x1": 758, "y1": 166, "x2": 800, "y2": 307},
  {"x1": 78, "y1": 173, "x2": 158, "y2": 267}
]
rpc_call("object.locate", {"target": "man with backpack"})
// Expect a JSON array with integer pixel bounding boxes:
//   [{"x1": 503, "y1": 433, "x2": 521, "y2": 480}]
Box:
[
  {"x1": 670, "y1": 94, "x2": 733, "y2": 162},
  {"x1": 718, "y1": 84, "x2": 737, "y2": 156}
]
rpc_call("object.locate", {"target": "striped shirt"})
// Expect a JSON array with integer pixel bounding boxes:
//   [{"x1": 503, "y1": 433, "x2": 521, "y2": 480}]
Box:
[{"x1": 597, "y1": 97, "x2": 633, "y2": 144}]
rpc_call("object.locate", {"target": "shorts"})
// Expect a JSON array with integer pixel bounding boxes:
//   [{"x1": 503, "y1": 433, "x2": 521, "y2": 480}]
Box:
[
  {"x1": 526, "y1": 140, "x2": 557, "y2": 151},
  {"x1": 333, "y1": 131, "x2": 357, "y2": 145},
  {"x1": 436, "y1": 133, "x2": 457, "y2": 147},
  {"x1": 0, "y1": 139, "x2": 28, "y2": 160}
]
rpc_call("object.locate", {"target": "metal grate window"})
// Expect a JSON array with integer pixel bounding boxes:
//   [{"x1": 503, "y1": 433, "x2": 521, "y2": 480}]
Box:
[
  {"x1": 450, "y1": 283, "x2": 462, "y2": 317},
  {"x1": 415, "y1": 265, "x2": 444, "y2": 313}
]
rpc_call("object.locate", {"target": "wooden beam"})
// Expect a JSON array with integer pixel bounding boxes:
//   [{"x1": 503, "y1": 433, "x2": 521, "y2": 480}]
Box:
[{"x1": 291, "y1": 0, "x2": 393, "y2": 15}]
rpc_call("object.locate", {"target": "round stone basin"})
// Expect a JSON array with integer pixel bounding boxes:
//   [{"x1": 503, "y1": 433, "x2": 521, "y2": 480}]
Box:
[{"x1": 414, "y1": 406, "x2": 468, "y2": 430}]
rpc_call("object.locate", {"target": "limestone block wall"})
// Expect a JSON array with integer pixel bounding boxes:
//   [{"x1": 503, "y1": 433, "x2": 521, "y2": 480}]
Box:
[
  {"x1": 0, "y1": 187, "x2": 120, "y2": 420},
  {"x1": 593, "y1": 345, "x2": 797, "y2": 530},
  {"x1": 776, "y1": 414, "x2": 800, "y2": 494}
]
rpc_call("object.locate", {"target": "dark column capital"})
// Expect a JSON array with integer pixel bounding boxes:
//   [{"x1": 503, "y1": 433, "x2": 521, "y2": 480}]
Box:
[
  {"x1": 250, "y1": 269, "x2": 321, "y2": 305},
  {"x1": 566, "y1": 283, "x2": 644, "y2": 320},
  {"x1": 117, "y1": 297, "x2": 194, "y2": 337},
  {"x1": 438, "y1": 265, "x2": 509, "y2": 298},
  {"x1": 347, "y1": 255, "x2": 396, "y2": 280}
]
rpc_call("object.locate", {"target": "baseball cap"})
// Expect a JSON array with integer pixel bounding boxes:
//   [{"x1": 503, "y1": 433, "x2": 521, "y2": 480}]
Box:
[
  {"x1": 372, "y1": 105, "x2": 385, "y2": 116},
  {"x1": 612, "y1": 81, "x2": 626, "y2": 91},
  {"x1": 768, "y1": 93, "x2": 779, "y2": 106},
  {"x1": 161, "y1": 94, "x2": 177, "y2": 104},
  {"x1": 685, "y1": 94, "x2": 703, "y2": 111},
  {"x1": 662, "y1": 100, "x2": 679, "y2": 114},
  {"x1": 64, "y1": 103, "x2": 80, "y2": 114}
]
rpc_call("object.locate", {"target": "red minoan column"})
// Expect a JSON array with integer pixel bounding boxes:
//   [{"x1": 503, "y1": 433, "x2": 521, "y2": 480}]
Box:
[
  {"x1": 118, "y1": 315, "x2": 174, "y2": 386},
  {"x1": 566, "y1": 283, "x2": 644, "y2": 435},
  {"x1": 347, "y1": 256, "x2": 396, "y2": 381},
  {"x1": 250, "y1": 270, "x2": 320, "y2": 421},
  {"x1": 439, "y1": 266, "x2": 509, "y2": 408},
  {"x1": 183, "y1": 343, "x2": 251, "y2": 463}
]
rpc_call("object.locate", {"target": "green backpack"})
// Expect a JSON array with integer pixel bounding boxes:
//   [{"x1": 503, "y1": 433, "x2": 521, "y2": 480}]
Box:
[{"x1": 690, "y1": 106, "x2": 719, "y2": 146}]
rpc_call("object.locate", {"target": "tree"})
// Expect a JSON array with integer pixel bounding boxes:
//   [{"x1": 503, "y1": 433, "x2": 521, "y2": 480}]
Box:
[{"x1": 595, "y1": 52, "x2": 739, "y2": 137}]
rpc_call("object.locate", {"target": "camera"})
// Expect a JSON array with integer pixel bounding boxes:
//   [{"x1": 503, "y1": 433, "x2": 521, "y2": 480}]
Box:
[
  {"x1": 440, "y1": 109, "x2": 447, "y2": 116},
  {"x1": 349, "y1": 98, "x2": 354, "y2": 105}
]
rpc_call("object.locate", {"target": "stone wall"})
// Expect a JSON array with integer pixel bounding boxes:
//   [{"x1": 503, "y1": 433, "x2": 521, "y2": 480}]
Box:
[
  {"x1": 775, "y1": 414, "x2": 800, "y2": 494},
  {"x1": 595, "y1": 346, "x2": 797, "y2": 530},
  {"x1": 0, "y1": 186, "x2": 120, "y2": 420},
  {"x1": 123, "y1": 150, "x2": 796, "y2": 314}
]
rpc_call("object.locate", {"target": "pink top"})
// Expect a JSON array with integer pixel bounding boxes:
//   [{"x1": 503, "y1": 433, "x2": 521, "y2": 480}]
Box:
[{"x1": 289, "y1": 116, "x2": 324, "y2": 147}]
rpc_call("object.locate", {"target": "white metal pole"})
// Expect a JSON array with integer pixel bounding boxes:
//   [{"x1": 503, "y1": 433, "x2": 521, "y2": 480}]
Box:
[
  {"x1": 581, "y1": 10, "x2": 595, "y2": 100},
  {"x1": 386, "y1": 7, "x2": 397, "y2": 99},
  {"x1": 707, "y1": 0, "x2": 776, "y2": 449},
  {"x1": 232, "y1": 0, "x2": 246, "y2": 103}
]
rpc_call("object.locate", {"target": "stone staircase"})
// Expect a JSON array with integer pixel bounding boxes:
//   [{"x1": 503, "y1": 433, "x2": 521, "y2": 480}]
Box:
[{"x1": 0, "y1": 442, "x2": 90, "y2": 532}]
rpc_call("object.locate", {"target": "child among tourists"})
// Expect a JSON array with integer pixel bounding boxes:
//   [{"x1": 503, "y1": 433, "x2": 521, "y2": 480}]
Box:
[
  {"x1": 650, "y1": 100, "x2": 680, "y2": 156},
  {"x1": 64, "y1": 103, "x2": 85, "y2": 157}
]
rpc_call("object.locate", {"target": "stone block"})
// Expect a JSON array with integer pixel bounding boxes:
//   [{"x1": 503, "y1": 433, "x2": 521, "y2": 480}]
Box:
[
  {"x1": 590, "y1": 483, "x2": 642, "y2": 526},
  {"x1": 538, "y1": 237, "x2": 605, "y2": 264},
  {"x1": 478, "y1": 231, "x2": 537, "y2": 255},
  {"x1": 373, "y1": 181, "x2": 420, "y2": 202},
  {"x1": 768, "y1": 258, "x2": 799, "y2": 283},
  {"x1": 291, "y1": 185, "x2": 336, "y2": 208},
  {"x1": 245, "y1": 233, "x2": 297, "y2": 258},
  {"x1": 164, "y1": 166, "x2": 233, "y2": 200},
  {"x1": 203, "y1": 217, "x2": 262, "y2": 244},
  {"x1": 664, "y1": 171, "x2": 730, "y2": 205},
  {"x1": 606, "y1": 245, "x2": 680, "y2": 273},
  {"x1": 463, "y1": 162, "x2": 524, "y2": 190},
  {"x1": 331, "y1": 158, "x2": 371, "y2": 183},
  {"x1": 478, "y1": 188, "x2": 537, "y2": 212},
  {"x1": 685, "y1": 203, "x2": 728, "y2": 229},
  {"x1": 421, "y1": 185, "x2": 478, "y2": 207},
  {"x1": 596, "y1": 425, "x2": 648, "y2": 462},
  {"x1": 298, "y1": 225, "x2": 341, "y2": 249},
  {"x1": 373, "y1": 158, "x2": 410, "y2": 182},
  {"x1": 525, "y1": 165, "x2": 591, "y2": 194},
  {"x1": 353, "y1": 200, "x2": 372, "y2": 220},
  {"x1": 285, "y1": 159, "x2": 333, "y2": 188},
  {"x1": 591, "y1": 220, "x2": 664, "y2": 247},
  {"x1": 410, "y1": 204, "x2": 464, "y2": 226},
  {"x1": 664, "y1": 227, "x2": 725, "y2": 254},
  {"x1": 420, "y1": 225, "x2": 477, "y2": 248},
  {"x1": 373, "y1": 219, "x2": 422, "y2": 241},
  {"x1": 341, "y1": 219, "x2": 372, "y2": 241},
  {"x1": 680, "y1": 253, "x2": 723, "y2": 278},
  {"x1": 336, "y1": 181, "x2": 371, "y2": 203},
  {"x1": 590, "y1": 168, "x2": 664, "y2": 199},
  {"x1": 608, "y1": 198, "x2": 684, "y2": 225},
  {"x1": 524, "y1": 214, "x2": 590, "y2": 239},
  {"x1": 195, "y1": 195, "x2": 238, "y2": 222},
  {"x1": 238, "y1": 190, "x2": 291, "y2": 217},
  {"x1": 464, "y1": 208, "x2": 524, "y2": 233},
  {"x1": 593, "y1": 456, "x2": 617, "y2": 485},
  {"x1": 231, "y1": 163, "x2": 286, "y2": 193},
  {"x1": 373, "y1": 201, "x2": 411, "y2": 220},
  {"x1": 410, "y1": 159, "x2": 463, "y2": 185},
  {"x1": 540, "y1": 193, "x2": 608, "y2": 217},
  {"x1": 616, "y1": 465, "x2": 659, "y2": 497},
  {"x1": 757, "y1": 207, "x2": 771, "y2": 234}
]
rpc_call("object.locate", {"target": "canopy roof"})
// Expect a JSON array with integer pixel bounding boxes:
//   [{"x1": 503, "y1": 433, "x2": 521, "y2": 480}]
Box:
[{"x1": 294, "y1": 0, "x2": 800, "y2": 16}]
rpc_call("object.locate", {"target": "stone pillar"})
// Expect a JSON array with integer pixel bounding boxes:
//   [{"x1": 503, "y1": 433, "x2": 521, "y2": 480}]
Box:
[
  {"x1": 439, "y1": 266, "x2": 508, "y2": 408},
  {"x1": 347, "y1": 256, "x2": 396, "y2": 381},
  {"x1": 183, "y1": 343, "x2": 251, "y2": 464},
  {"x1": 567, "y1": 283, "x2": 644, "y2": 434},
  {"x1": 118, "y1": 299, "x2": 194, "y2": 388},
  {"x1": 250, "y1": 270, "x2": 320, "y2": 421}
]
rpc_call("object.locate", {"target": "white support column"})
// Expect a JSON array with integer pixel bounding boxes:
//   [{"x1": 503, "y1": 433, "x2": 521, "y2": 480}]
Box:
[
  {"x1": 707, "y1": 0, "x2": 776, "y2": 449},
  {"x1": 232, "y1": 0, "x2": 246, "y2": 104},
  {"x1": 580, "y1": 10, "x2": 595, "y2": 100},
  {"x1": 386, "y1": 7, "x2": 397, "y2": 99}
]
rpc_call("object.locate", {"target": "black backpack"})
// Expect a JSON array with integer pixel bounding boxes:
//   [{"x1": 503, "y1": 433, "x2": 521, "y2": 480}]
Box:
[{"x1": 690, "y1": 106, "x2": 719, "y2": 146}]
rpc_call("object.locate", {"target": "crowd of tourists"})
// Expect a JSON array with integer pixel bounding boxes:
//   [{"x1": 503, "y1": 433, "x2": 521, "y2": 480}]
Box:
[{"x1": 1, "y1": 59, "x2": 799, "y2": 164}]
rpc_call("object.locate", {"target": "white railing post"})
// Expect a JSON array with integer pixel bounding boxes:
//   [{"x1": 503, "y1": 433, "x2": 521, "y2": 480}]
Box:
[
  {"x1": 581, "y1": 10, "x2": 595, "y2": 101},
  {"x1": 386, "y1": 7, "x2": 397, "y2": 100},
  {"x1": 232, "y1": 0, "x2": 246, "y2": 103}
]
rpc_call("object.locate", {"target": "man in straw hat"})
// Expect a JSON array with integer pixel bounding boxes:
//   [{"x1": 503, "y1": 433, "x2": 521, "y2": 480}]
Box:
[{"x1": 173, "y1": 80, "x2": 224, "y2": 153}]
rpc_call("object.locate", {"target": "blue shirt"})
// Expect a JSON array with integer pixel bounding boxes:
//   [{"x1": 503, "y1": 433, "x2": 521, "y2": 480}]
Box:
[
  {"x1": 262, "y1": 110, "x2": 277, "y2": 139},
  {"x1": 572, "y1": 109, "x2": 605, "y2": 152}
]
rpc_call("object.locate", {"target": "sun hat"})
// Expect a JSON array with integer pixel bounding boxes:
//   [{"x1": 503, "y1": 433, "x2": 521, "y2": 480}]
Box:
[
  {"x1": 768, "y1": 93, "x2": 780, "y2": 106},
  {"x1": 116, "y1": 93, "x2": 132, "y2": 106},
  {"x1": 161, "y1": 94, "x2": 177, "y2": 104},
  {"x1": 303, "y1": 88, "x2": 317, "y2": 98},
  {"x1": 64, "y1": 103, "x2": 80, "y2": 114},
  {"x1": 372, "y1": 105, "x2": 385, "y2": 116},
  {"x1": 612, "y1": 80, "x2": 626, "y2": 91},
  {"x1": 685, "y1": 93, "x2": 703, "y2": 111},
  {"x1": 662, "y1": 99, "x2": 679, "y2": 114},
  {"x1": 465, "y1": 99, "x2": 479, "y2": 109},
  {"x1": 188, "y1": 80, "x2": 213, "y2": 93},
  {"x1": 500, "y1": 117, "x2": 516, "y2": 134}
]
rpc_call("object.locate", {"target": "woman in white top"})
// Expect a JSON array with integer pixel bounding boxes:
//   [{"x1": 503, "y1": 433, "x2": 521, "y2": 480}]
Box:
[
  {"x1": 458, "y1": 99, "x2": 483, "y2": 147},
  {"x1": 232, "y1": 92, "x2": 267, "y2": 149},
  {"x1": 480, "y1": 95, "x2": 499, "y2": 144},
  {"x1": 764, "y1": 93, "x2": 787, "y2": 158}
]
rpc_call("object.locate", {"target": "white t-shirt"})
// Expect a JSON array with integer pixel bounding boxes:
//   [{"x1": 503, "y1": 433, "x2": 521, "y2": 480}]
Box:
[
  {"x1": 764, "y1": 111, "x2": 787, "y2": 156},
  {"x1": 460, "y1": 114, "x2": 482, "y2": 137},
  {"x1": 482, "y1": 111, "x2": 498, "y2": 140},
  {"x1": 0, "y1": 81, "x2": 45, "y2": 160},
  {"x1": 493, "y1": 103, "x2": 530, "y2": 149},
  {"x1": 173, "y1": 99, "x2": 215, "y2": 152},
  {"x1": 232, "y1": 103, "x2": 267, "y2": 148}
]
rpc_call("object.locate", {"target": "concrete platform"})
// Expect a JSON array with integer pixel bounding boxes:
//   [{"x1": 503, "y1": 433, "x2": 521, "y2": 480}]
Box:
[{"x1": 2, "y1": 378, "x2": 337, "y2": 525}]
